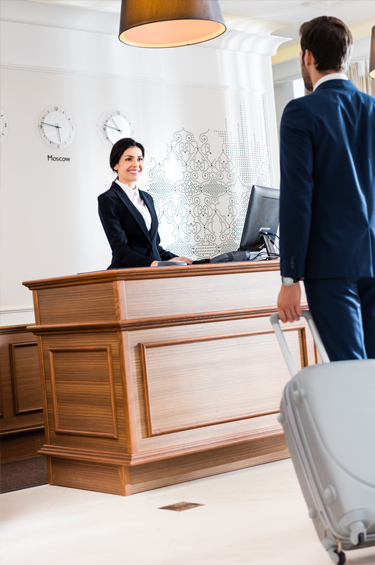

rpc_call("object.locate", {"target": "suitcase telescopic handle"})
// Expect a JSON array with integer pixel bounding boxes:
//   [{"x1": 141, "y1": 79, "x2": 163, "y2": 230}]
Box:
[{"x1": 270, "y1": 310, "x2": 330, "y2": 377}]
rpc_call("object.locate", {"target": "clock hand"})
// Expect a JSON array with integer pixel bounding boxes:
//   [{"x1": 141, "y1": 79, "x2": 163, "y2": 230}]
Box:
[
  {"x1": 41, "y1": 121, "x2": 61, "y2": 128},
  {"x1": 56, "y1": 123, "x2": 61, "y2": 143},
  {"x1": 109, "y1": 118, "x2": 122, "y2": 132},
  {"x1": 105, "y1": 124, "x2": 123, "y2": 133}
]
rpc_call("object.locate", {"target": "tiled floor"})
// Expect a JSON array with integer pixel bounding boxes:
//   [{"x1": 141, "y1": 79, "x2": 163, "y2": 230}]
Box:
[{"x1": 1, "y1": 459, "x2": 374, "y2": 565}]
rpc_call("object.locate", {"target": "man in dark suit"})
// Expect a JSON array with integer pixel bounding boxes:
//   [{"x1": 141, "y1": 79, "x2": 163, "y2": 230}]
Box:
[{"x1": 277, "y1": 16, "x2": 375, "y2": 360}]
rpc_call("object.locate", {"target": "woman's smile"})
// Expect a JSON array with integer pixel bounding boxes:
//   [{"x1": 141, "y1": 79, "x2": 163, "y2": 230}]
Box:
[{"x1": 114, "y1": 146, "x2": 144, "y2": 188}]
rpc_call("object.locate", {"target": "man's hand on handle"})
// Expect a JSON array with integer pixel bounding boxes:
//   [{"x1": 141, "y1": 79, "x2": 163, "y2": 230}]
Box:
[{"x1": 277, "y1": 281, "x2": 302, "y2": 323}]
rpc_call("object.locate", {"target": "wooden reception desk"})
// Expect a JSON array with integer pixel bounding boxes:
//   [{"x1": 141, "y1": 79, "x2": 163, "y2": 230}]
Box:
[{"x1": 24, "y1": 262, "x2": 315, "y2": 496}]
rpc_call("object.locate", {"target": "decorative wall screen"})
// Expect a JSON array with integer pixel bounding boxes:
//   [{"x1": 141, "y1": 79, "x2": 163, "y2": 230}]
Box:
[{"x1": 148, "y1": 90, "x2": 272, "y2": 259}]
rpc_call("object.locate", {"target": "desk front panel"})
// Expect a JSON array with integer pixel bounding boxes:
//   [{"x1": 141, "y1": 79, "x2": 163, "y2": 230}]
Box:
[
  {"x1": 38, "y1": 332, "x2": 128, "y2": 454},
  {"x1": 122, "y1": 269, "x2": 282, "y2": 320},
  {"x1": 127, "y1": 313, "x2": 314, "y2": 455}
]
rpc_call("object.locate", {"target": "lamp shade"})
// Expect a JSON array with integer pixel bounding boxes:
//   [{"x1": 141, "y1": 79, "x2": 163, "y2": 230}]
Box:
[
  {"x1": 370, "y1": 26, "x2": 375, "y2": 79},
  {"x1": 119, "y1": 0, "x2": 226, "y2": 48}
]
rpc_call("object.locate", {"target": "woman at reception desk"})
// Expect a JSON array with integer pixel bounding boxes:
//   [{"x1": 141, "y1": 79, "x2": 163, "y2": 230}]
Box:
[{"x1": 98, "y1": 138, "x2": 191, "y2": 268}]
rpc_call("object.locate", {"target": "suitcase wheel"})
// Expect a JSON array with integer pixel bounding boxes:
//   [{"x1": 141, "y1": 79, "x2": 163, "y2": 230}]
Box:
[
  {"x1": 349, "y1": 521, "x2": 367, "y2": 547},
  {"x1": 327, "y1": 547, "x2": 346, "y2": 564},
  {"x1": 355, "y1": 532, "x2": 365, "y2": 548},
  {"x1": 335, "y1": 551, "x2": 346, "y2": 565}
]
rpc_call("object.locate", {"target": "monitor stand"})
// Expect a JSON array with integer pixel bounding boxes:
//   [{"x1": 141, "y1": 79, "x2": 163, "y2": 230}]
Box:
[
  {"x1": 208, "y1": 249, "x2": 264, "y2": 263},
  {"x1": 192, "y1": 232, "x2": 279, "y2": 264},
  {"x1": 260, "y1": 232, "x2": 278, "y2": 258}
]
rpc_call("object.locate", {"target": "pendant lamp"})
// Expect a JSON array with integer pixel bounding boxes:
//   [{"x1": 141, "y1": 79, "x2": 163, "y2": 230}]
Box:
[
  {"x1": 370, "y1": 26, "x2": 375, "y2": 78},
  {"x1": 119, "y1": 0, "x2": 226, "y2": 49}
]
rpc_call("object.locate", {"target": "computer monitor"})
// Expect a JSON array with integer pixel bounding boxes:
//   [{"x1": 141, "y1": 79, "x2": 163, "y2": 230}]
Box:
[{"x1": 239, "y1": 185, "x2": 280, "y2": 251}]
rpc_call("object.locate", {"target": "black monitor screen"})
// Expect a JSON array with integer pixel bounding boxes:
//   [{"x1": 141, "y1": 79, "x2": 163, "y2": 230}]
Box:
[{"x1": 239, "y1": 185, "x2": 280, "y2": 251}]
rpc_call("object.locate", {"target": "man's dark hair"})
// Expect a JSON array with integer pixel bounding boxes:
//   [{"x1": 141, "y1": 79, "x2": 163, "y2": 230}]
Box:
[
  {"x1": 300, "y1": 16, "x2": 353, "y2": 72},
  {"x1": 109, "y1": 137, "x2": 145, "y2": 172}
]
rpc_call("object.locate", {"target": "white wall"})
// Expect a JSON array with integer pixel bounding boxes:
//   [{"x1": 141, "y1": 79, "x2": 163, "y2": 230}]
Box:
[
  {"x1": 0, "y1": 14, "x2": 283, "y2": 326},
  {"x1": 272, "y1": 33, "x2": 372, "y2": 136}
]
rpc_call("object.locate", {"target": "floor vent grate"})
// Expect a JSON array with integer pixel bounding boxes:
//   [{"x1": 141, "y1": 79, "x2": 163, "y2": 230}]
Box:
[{"x1": 159, "y1": 502, "x2": 204, "y2": 512}]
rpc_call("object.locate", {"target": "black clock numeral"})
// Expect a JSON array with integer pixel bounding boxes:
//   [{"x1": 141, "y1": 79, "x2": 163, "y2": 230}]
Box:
[{"x1": 54, "y1": 106, "x2": 58, "y2": 111}]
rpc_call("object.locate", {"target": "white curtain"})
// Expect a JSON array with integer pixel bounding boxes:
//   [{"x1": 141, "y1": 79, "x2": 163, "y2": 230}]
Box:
[{"x1": 348, "y1": 59, "x2": 375, "y2": 96}]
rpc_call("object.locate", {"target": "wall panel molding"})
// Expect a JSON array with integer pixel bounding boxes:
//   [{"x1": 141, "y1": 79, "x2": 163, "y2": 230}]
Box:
[
  {"x1": 9, "y1": 342, "x2": 43, "y2": 414},
  {"x1": 0, "y1": 307, "x2": 34, "y2": 316},
  {"x1": 0, "y1": 326, "x2": 45, "y2": 462}
]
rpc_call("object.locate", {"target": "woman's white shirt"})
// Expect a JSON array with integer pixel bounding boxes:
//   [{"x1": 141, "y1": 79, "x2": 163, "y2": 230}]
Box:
[{"x1": 115, "y1": 179, "x2": 152, "y2": 231}]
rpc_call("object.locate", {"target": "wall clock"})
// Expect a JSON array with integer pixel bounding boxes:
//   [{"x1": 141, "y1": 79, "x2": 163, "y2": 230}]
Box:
[
  {"x1": 98, "y1": 110, "x2": 133, "y2": 148},
  {"x1": 1, "y1": 107, "x2": 9, "y2": 143},
  {"x1": 38, "y1": 105, "x2": 75, "y2": 149}
]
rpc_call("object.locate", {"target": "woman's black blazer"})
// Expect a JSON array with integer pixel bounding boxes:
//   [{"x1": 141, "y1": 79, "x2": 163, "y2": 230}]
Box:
[{"x1": 98, "y1": 181, "x2": 176, "y2": 269}]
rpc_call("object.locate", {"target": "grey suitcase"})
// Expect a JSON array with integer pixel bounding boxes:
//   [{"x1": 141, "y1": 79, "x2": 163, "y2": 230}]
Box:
[{"x1": 270, "y1": 311, "x2": 375, "y2": 564}]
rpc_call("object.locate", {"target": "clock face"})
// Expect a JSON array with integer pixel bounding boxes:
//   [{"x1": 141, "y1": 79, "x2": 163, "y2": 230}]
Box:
[
  {"x1": 1, "y1": 107, "x2": 9, "y2": 143},
  {"x1": 99, "y1": 110, "x2": 133, "y2": 148},
  {"x1": 39, "y1": 105, "x2": 75, "y2": 149}
]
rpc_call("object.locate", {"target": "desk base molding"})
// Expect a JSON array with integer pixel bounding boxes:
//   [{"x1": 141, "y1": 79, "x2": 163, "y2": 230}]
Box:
[
  {"x1": 38, "y1": 425, "x2": 284, "y2": 466},
  {"x1": 44, "y1": 434, "x2": 289, "y2": 496}
]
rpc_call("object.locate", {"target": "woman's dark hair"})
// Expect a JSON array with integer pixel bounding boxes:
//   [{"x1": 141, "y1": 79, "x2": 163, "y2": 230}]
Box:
[
  {"x1": 109, "y1": 138, "x2": 145, "y2": 172},
  {"x1": 300, "y1": 16, "x2": 353, "y2": 73}
]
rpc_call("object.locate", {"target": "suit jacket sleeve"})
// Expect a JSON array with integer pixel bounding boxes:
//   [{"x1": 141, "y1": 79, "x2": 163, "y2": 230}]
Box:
[
  {"x1": 279, "y1": 99, "x2": 314, "y2": 279},
  {"x1": 98, "y1": 192, "x2": 153, "y2": 267}
]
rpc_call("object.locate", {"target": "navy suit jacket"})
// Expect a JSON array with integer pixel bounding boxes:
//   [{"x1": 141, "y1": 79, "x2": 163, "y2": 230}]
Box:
[
  {"x1": 279, "y1": 79, "x2": 375, "y2": 280},
  {"x1": 98, "y1": 181, "x2": 176, "y2": 269}
]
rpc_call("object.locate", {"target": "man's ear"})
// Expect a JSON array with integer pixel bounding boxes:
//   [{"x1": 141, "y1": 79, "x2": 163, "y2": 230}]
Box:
[{"x1": 304, "y1": 49, "x2": 315, "y2": 67}]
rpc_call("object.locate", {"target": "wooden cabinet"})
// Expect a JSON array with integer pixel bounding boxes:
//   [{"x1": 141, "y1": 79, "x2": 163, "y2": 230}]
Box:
[
  {"x1": 0, "y1": 325, "x2": 44, "y2": 462},
  {"x1": 24, "y1": 262, "x2": 315, "y2": 496}
]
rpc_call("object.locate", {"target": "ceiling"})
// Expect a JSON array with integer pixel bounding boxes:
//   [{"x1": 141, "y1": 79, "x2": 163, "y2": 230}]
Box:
[{"x1": 2, "y1": 0, "x2": 375, "y2": 62}]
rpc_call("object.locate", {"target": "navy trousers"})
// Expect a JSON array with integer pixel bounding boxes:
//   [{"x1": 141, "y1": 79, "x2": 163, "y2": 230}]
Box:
[{"x1": 304, "y1": 277, "x2": 375, "y2": 361}]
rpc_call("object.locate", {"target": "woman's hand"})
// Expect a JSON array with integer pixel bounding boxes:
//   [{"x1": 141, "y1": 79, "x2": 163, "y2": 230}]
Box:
[
  {"x1": 150, "y1": 257, "x2": 192, "y2": 267},
  {"x1": 172, "y1": 256, "x2": 192, "y2": 264}
]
